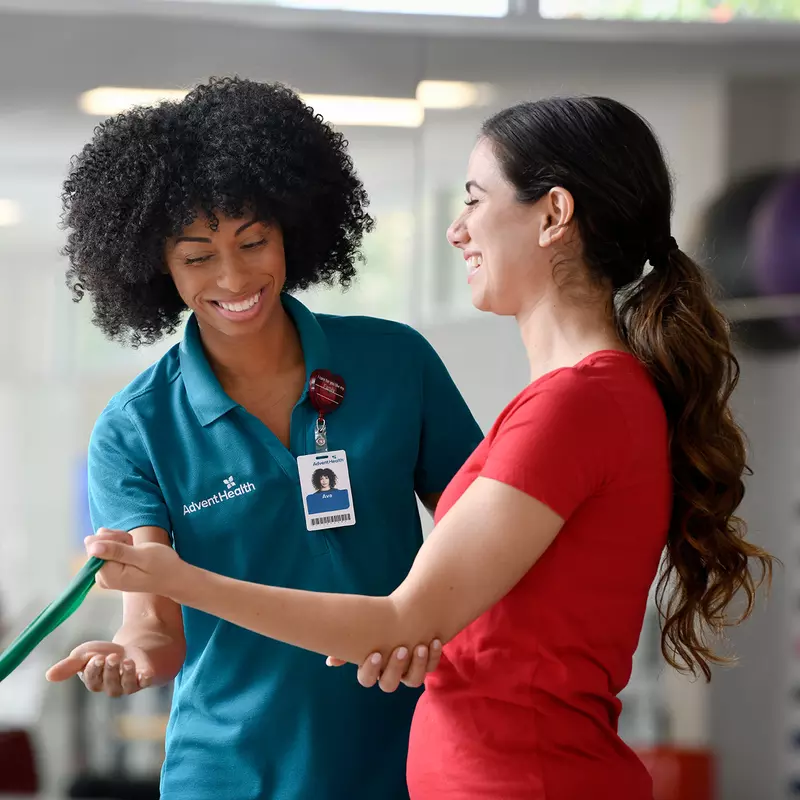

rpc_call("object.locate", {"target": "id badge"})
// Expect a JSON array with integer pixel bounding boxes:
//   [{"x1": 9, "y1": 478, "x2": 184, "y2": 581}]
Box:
[{"x1": 296, "y1": 450, "x2": 356, "y2": 532}]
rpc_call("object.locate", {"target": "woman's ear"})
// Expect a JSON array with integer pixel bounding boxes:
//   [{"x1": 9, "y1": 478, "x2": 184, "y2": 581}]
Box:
[{"x1": 538, "y1": 187, "x2": 575, "y2": 248}]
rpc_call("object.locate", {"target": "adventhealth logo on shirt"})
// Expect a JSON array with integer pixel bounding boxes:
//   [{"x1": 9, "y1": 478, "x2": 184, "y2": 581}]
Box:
[{"x1": 183, "y1": 476, "x2": 256, "y2": 516}]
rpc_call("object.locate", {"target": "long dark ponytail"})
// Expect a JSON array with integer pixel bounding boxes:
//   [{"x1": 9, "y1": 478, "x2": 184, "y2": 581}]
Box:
[
  {"x1": 618, "y1": 246, "x2": 773, "y2": 680},
  {"x1": 483, "y1": 96, "x2": 774, "y2": 681}
]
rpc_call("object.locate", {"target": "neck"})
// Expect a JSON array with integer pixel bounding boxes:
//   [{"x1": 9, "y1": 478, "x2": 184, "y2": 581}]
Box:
[
  {"x1": 198, "y1": 304, "x2": 304, "y2": 389},
  {"x1": 515, "y1": 286, "x2": 623, "y2": 384}
]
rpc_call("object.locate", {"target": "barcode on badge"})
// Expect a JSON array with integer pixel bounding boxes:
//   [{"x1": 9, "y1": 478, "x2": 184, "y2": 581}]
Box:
[{"x1": 310, "y1": 513, "x2": 352, "y2": 527}]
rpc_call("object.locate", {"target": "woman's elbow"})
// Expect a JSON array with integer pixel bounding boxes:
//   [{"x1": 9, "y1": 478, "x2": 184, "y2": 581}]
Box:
[{"x1": 386, "y1": 592, "x2": 448, "y2": 648}]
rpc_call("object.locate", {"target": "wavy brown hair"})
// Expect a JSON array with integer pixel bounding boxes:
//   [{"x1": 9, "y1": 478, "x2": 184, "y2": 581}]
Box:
[
  {"x1": 618, "y1": 250, "x2": 774, "y2": 680},
  {"x1": 484, "y1": 96, "x2": 775, "y2": 682}
]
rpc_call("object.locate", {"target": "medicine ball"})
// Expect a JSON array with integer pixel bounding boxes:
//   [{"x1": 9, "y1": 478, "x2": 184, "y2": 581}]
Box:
[{"x1": 695, "y1": 169, "x2": 800, "y2": 351}]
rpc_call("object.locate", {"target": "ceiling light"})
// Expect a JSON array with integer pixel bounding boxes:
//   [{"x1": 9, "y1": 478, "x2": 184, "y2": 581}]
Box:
[
  {"x1": 0, "y1": 199, "x2": 21, "y2": 227},
  {"x1": 301, "y1": 94, "x2": 424, "y2": 127},
  {"x1": 271, "y1": 0, "x2": 508, "y2": 15},
  {"x1": 80, "y1": 87, "x2": 425, "y2": 128},
  {"x1": 416, "y1": 81, "x2": 494, "y2": 110},
  {"x1": 160, "y1": 0, "x2": 509, "y2": 17},
  {"x1": 79, "y1": 87, "x2": 189, "y2": 116}
]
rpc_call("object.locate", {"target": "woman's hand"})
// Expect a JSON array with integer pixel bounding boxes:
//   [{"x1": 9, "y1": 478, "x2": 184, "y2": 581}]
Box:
[
  {"x1": 326, "y1": 639, "x2": 442, "y2": 692},
  {"x1": 46, "y1": 641, "x2": 155, "y2": 696},
  {"x1": 86, "y1": 528, "x2": 187, "y2": 597}
]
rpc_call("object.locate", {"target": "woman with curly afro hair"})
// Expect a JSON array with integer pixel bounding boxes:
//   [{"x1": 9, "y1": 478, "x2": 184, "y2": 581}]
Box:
[{"x1": 47, "y1": 76, "x2": 484, "y2": 800}]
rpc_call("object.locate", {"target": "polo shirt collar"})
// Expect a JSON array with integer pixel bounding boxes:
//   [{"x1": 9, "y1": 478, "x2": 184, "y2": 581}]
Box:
[{"x1": 179, "y1": 293, "x2": 330, "y2": 427}]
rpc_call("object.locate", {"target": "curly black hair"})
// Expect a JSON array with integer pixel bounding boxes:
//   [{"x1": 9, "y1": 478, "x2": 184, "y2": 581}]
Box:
[
  {"x1": 311, "y1": 468, "x2": 338, "y2": 492},
  {"x1": 62, "y1": 76, "x2": 374, "y2": 347}
]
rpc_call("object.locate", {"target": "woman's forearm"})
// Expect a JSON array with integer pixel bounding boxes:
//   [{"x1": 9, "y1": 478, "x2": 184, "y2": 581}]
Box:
[
  {"x1": 169, "y1": 564, "x2": 438, "y2": 665},
  {"x1": 91, "y1": 478, "x2": 561, "y2": 665}
]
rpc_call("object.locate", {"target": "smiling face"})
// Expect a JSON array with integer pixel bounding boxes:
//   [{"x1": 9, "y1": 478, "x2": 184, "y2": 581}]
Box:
[
  {"x1": 446, "y1": 137, "x2": 572, "y2": 317},
  {"x1": 164, "y1": 212, "x2": 286, "y2": 339},
  {"x1": 319, "y1": 475, "x2": 331, "y2": 491}
]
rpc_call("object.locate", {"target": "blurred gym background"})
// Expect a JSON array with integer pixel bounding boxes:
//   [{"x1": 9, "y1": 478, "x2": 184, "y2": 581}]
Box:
[{"x1": 1, "y1": 1, "x2": 799, "y2": 798}]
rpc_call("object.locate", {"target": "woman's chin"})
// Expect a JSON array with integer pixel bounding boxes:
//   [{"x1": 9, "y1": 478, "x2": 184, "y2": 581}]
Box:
[
  {"x1": 470, "y1": 285, "x2": 522, "y2": 317},
  {"x1": 470, "y1": 285, "x2": 492, "y2": 314}
]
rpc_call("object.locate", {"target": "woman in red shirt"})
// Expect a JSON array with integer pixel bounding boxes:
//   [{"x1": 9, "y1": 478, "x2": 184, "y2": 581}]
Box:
[{"x1": 85, "y1": 95, "x2": 773, "y2": 799}]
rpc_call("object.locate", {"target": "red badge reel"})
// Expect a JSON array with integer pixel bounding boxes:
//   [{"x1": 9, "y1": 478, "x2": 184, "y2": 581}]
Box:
[{"x1": 308, "y1": 369, "x2": 346, "y2": 452}]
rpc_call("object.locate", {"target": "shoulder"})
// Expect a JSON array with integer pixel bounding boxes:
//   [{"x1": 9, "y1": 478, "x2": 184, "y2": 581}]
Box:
[
  {"x1": 91, "y1": 344, "x2": 182, "y2": 442},
  {"x1": 316, "y1": 314, "x2": 426, "y2": 347},
  {"x1": 505, "y1": 368, "x2": 609, "y2": 423},
  {"x1": 492, "y1": 354, "x2": 654, "y2": 456},
  {"x1": 104, "y1": 343, "x2": 182, "y2": 414},
  {"x1": 316, "y1": 313, "x2": 434, "y2": 357},
  {"x1": 513, "y1": 352, "x2": 651, "y2": 421}
]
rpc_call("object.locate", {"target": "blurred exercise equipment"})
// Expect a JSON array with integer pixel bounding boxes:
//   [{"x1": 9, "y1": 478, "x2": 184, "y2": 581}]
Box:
[
  {"x1": 696, "y1": 169, "x2": 800, "y2": 351},
  {"x1": 750, "y1": 172, "x2": 800, "y2": 332}
]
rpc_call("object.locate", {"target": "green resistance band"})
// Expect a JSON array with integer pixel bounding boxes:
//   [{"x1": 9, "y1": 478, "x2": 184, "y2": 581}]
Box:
[{"x1": 0, "y1": 556, "x2": 105, "y2": 683}]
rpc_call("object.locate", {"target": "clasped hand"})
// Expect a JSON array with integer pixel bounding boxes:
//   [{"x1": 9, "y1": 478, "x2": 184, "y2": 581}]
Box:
[{"x1": 83, "y1": 528, "x2": 442, "y2": 692}]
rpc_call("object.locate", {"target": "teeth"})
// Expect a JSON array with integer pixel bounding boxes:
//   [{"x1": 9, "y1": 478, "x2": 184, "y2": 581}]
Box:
[
  {"x1": 218, "y1": 291, "x2": 260, "y2": 313},
  {"x1": 468, "y1": 255, "x2": 482, "y2": 270}
]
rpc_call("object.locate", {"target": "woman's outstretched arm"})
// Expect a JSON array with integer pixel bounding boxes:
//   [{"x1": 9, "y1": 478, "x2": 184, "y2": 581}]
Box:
[{"x1": 88, "y1": 477, "x2": 564, "y2": 666}]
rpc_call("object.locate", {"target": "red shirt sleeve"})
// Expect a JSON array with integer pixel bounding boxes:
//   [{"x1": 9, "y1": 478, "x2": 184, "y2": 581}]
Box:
[{"x1": 479, "y1": 368, "x2": 630, "y2": 520}]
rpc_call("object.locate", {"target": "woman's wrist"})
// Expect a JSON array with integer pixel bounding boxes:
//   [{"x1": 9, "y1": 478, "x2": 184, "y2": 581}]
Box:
[{"x1": 166, "y1": 560, "x2": 204, "y2": 606}]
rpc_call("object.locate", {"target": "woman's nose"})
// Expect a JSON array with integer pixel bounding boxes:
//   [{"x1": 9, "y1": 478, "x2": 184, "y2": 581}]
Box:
[
  {"x1": 447, "y1": 210, "x2": 470, "y2": 249},
  {"x1": 217, "y1": 254, "x2": 250, "y2": 294}
]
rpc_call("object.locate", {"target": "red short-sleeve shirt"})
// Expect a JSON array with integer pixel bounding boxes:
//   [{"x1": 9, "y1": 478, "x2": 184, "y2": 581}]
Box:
[{"x1": 407, "y1": 350, "x2": 672, "y2": 800}]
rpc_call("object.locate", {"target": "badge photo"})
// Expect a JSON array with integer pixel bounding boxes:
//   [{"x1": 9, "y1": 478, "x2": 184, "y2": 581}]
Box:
[{"x1": 297, "y1": 450, "x2": 356, "y2": 532}]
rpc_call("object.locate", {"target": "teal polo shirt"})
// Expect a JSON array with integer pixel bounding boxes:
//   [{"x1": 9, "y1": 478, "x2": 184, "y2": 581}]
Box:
[{"x1": 87, "y1": 294, "x2": 483, "y2": 800}]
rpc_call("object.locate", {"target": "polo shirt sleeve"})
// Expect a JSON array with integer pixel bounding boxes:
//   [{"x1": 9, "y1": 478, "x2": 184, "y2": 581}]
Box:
[
  {"x1": 479, "y1": 371, "x2": 627, "y2": 520},
  {"x1": 412, "y1": 332, "x2": 484, "y2": 497},
  {"x1": 87, "y1": 400, "x2": 172, "y2": 534}
]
